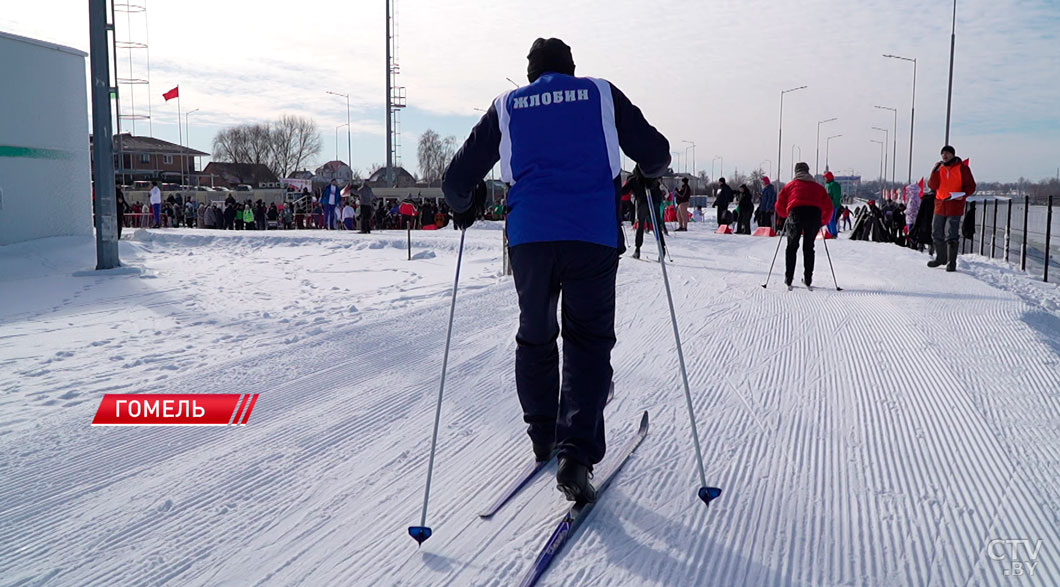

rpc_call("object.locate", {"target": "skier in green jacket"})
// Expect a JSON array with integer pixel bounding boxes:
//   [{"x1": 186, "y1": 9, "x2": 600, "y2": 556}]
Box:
[{"x1": 824, "y1": 172, "x2": 842, "y2": 236}]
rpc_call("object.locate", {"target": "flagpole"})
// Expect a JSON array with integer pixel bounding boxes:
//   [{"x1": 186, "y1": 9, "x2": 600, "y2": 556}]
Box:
[{"x1": 177, "y1": 86, "x2": 184, "y2": 186}]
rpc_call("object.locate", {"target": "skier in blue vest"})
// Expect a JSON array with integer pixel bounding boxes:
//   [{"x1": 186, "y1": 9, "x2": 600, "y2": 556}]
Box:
[{"x1": 442, "y1": 38, "x2": 670, "y2": 503}]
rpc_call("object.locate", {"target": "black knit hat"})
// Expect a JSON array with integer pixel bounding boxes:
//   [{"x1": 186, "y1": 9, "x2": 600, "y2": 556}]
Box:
[
  {"x1": 941, "y1": 145, "x2": 956, "y2": 155},
  {"x1": 794, "y1": 162, "x2": 810, "y2": 174},
  {"x1": 527, "y1": 38, "x2": 575, "y2": 83}
]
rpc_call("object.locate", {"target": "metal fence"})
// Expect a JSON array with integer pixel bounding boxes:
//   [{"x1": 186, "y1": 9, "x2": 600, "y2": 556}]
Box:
[{"x1": 961, "y1": 195, "x2": 1057, "y2": 282}]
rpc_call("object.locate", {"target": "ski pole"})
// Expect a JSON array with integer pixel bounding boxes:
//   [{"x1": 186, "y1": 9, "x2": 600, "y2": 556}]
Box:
[
  {"x1": 409, "y1": 229, "x2": 466, "y2": 545},
  {"x1": 643, "y1": 181, "x2": 722, "y2": 507},
  {"x1": 819, "y1": 227, "x2": 843, "y2": 291},
  {"x1": 760, "y1": 222, "x2": 785, "y2": 289}
]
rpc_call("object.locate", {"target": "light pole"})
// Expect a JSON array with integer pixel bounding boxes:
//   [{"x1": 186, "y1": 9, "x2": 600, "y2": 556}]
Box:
[
  {"x1": 335, "y1": 123, "x2": 349, "y2": 162},
  {"x1": 672, "y1": 152, "x2": 683, "y2": 174},
  {"x1": 326, "y1": 90, "x2": 352, "y2": 165},
  {"x1": 884, "y1": 54, "x2": 917, "y2": 184},
  {"x1": 825, "y1": 134, "x2": 842, "y2": 172},
  {"x1": 816, "y1": 117, "x2": 837, "y2": 176},
  {"x1": 760, "y1": 159, "x2": 772, "y2": 178},
  {"x1": 777, "y1": 85, "x2": 808, "y2": 181},
  {"x1": 791, "y1": 145, "x2": 801, "y2": 168},
  {"x1": 870, "y1": 139, "x2": 885, "y2": 191},
  {"x1": 184, "y1": 108, "x2": 199, "y2": 182},
  {"x1": 875, "y1": 105, "x2": 898, "y2": 185},
  {"x1": 872, "y1": 127, "x2": 889, "y2": 188},
  {"x1": 712, "y1": 155, "x2": 723, "y2": 181},
  {"x1": 682, "y1": 140, "x2": 696, "y2": 176},
  {"x1": 945, "y1": 0, "x2": 957, "y2": 144}
]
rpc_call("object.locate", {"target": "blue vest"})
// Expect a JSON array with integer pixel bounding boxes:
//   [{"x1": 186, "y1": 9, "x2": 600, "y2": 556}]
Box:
[{"x1": 495, "y1": 74, "x2": 621, "y2": 248}]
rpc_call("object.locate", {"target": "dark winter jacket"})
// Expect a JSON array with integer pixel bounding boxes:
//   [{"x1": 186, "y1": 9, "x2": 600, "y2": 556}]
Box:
[
  {"x1": 912, "y1": 193, "x2": 936, "y2": 243},
  {"x1": 714, "y1": 183, "x2": 734, "y2": 209},
  {"x1": 675, "y1": 183, "x2": 691, "y2": 204},
  {"x1": 737, "y1": 190, "x2": 754, "y2": 219}
]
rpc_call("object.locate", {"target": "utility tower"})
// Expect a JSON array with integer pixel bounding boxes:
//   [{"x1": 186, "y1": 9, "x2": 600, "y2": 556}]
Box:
[{"x1": 385, "y1": 0, "x2": 406, "y2": 187}]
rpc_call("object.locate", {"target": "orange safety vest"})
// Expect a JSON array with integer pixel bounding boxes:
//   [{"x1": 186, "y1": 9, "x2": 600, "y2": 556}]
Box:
[{"x1": 934, "y1": 163, "x2": 966, "y2": 216}]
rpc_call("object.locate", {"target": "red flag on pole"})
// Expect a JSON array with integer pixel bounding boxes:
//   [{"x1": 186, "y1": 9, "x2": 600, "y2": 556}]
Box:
[{"x1": 163, "y1": 86, "x2": 179, "y2": 101}]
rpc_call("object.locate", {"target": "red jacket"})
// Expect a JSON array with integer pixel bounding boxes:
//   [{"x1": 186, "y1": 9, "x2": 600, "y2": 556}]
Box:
[
  {"x1": 776, "y1": 178, "x2": 833, "y2": 226},
  {"x1": 928, "y1": 157, "x2": 976, "y2": 216}
]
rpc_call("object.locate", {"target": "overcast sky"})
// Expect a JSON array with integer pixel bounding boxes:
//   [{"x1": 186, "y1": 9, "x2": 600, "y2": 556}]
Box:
[{"x1": 4, "y1": 0, "x2": 1059, "y2": 183}]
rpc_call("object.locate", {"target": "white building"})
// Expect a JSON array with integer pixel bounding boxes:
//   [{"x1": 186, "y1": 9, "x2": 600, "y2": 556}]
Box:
[{"x1": 0, "y1": 31, "x2": 91, "y2": 245}]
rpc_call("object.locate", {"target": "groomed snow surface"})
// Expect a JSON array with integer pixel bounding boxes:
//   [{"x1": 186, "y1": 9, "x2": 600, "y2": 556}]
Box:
[{"x1": 2, "y1": 220, "x2": 1059, "y2": 586}]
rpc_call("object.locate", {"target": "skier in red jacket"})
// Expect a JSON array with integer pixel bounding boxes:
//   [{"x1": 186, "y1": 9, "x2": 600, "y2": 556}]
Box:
[{"x1": 775, "y1": 162, "x2": 833, "y2": 288}]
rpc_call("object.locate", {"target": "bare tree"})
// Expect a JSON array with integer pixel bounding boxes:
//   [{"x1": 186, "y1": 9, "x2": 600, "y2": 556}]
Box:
[
  {"x1": 213, "y1": 123, "x2": 272, "y2": 167},
  {"x1": 417, "y1": 129, "x2": 457, "y2": 186},
  {"x1": 212, "y1": 115, "x2": 321, "y2": 179},
  {"x1": 271, "y1": 115, "x2": 322, "y2": 178}
]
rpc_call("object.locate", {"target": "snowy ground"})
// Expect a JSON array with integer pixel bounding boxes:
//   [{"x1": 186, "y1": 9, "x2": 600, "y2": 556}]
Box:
[{"x1": 2, "y1": 219, "x2": 1059, "y2": 586}]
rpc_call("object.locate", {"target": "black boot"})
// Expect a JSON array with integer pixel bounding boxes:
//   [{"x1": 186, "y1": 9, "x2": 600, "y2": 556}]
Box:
[
  {"x1": 946, "y1": 241, "x2": 958, "y2": 272},
  {"x1": 556, "y1": 457, "x2": 596, "y2": 503},
  {"x1": 927, "y1": 240, "x2": 947, "y2": 267},
  {"x1": 533, "y1": 440, "x2": 555, "y2": 463},
  {"x1": 631, "y1": 248, "x2": 640, "y2": 260}
]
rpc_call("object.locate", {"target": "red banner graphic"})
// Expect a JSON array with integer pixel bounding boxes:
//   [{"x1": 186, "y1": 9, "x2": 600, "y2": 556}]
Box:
[{"x1": 91, "y1": 394, "x2": 260, "y2": 426}]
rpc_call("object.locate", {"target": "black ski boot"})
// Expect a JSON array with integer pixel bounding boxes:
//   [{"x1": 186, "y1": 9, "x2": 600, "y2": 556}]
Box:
[
  {"x1": 533, "y1": 440, "x2": 555, "y2": 463},
  {"x1": 927, "y1": 240, "x2": 947, "y2": 268},
  {"x1": 556, "y1": 457, "x2": 596, "y2": 503},
  {"x1": 631, "y1": 248, "x2": 640, "y2": 260},
  {"x1": 946, "y1": 241, "x2": 958, "y2": 272}
]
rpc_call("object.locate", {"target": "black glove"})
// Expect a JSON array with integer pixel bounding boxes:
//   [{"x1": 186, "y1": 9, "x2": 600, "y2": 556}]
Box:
[
  {"x1": 454, "y1": 181, "x2": 488, "y2": 230},
  {"x1": 453, "y1": 207, "x2": 476, "y2": 230}
]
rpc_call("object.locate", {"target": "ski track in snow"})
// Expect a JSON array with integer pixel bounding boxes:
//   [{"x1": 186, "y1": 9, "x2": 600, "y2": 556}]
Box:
[{"x1": 1, "y1": 222, "x2": 1059, "y2": 586}]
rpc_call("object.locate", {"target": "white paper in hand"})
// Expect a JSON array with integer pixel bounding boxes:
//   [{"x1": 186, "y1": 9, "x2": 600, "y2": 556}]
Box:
[{"x1": 948, "y1": 192, "x2": 965, "y2": 200}]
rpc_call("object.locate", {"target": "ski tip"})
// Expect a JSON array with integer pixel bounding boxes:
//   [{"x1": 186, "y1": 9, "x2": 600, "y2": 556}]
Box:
[
  {"x1": 836, "y1": 287, "x2": 844, "y2": 291},
  {"x1": 698, "y1": 487, "x2": 722, "y2": 506},
  {"x1": 638, "y1": 410, "x2": 649, "y2": 432},
  {"x1": 760, "y1": 284, "x2": 767, "y2": 289},
  {"x1": 408, "y1": 526, "x2": 433, "y2": 545}
]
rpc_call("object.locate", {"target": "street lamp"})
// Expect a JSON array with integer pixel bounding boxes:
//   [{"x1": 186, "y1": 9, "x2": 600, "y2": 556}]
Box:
[
  {"x1": 816, "y1": 117, "x2": 837, "y2": 176},
  {"x1": 870, "y1": 139, "x2": 885, "y2": 190},
  {"x1": 505, "y1": 77, "x2": 520, "y2": 88},
  {"x1": 875, "y1": 106, "x2": 898, "y2": 186},
  {"x1": 184, "y1": 108, "x2": 199, "y2": 182},
  {"x1": 682, "y1": 140, "x2": 696, "y2": 176},
  {"x1": 791, "y1": 145, "x2": 801, "y2": 168},
  {"x1": 825, "y1": 134, "x2": 842, "y2": 172},
  {"x1": 672, "y1": 152, "x2": 683, "y2": 174},
  {"x1": 884, "y1": 53, "x2": 918, "y2": 184},
  {"x1": 326, "y1": 90, "x2": 352, "y2": 165},
  {"x1": 711, "y1": 155, "x2": 723, "y2": 181},
  {"x1": 777, "y1": 85, "x2": 808, "y2": 181},
  {"x1": 945, "y1": 0, "x2": 957, "y2": 144},
  {"x1": 335, "y1": 123, "x2": 349, "y2": 162},
  {"x1": 872, "y1": 127, "x2": 889, "y2": 187}
]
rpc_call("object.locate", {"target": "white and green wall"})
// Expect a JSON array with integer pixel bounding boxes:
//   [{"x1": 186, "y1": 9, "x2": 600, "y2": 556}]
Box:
[{"x1": 0, "y1": 31, "x2": 91, "y2": 245}]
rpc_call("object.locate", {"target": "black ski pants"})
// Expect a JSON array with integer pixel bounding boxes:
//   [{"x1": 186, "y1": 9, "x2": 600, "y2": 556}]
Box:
[
  {"x1": 784, "y1": 205, "x2": 822, "y2": 285},
  {"x1": 509, "y1": 241, "x2": 618, "y2": 467},
  {"x1": 359, "y1": 204, "x2": 373, "y2": 233},
  {"x1": 634, "y1": 194, "x2": 665, "y2": 252}
]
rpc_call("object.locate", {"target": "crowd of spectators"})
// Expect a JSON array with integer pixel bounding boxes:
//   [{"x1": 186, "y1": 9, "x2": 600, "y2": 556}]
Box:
[{"x1": 113, "y1": 187, "x2": 513, "y2": 236}]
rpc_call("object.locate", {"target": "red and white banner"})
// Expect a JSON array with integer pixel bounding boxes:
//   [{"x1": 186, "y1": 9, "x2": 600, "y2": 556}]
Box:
[{"x1": 91, "y1": 394, "x2": 259, "y2": 426}]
